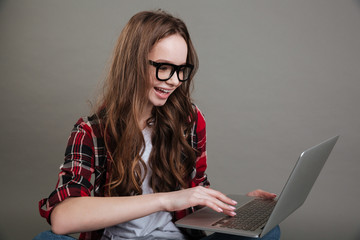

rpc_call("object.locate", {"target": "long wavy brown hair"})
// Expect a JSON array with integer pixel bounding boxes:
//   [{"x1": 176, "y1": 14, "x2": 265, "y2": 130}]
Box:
[{"x1": 96, "y1": 10, "x2": 199, "y2": 196}]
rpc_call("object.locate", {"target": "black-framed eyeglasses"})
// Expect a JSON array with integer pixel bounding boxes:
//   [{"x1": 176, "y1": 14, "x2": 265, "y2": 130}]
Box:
[{"x1": 149, "y1": 60, "x2": 194, "y2": 82}]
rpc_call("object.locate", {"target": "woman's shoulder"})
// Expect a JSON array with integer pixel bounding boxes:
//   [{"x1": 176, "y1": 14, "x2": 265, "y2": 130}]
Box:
[
  {"x1": 192, "y1": 103, "x2": 206, "y2": 127},
  {"x1": 72, "y1": 114, "x2": 103, "y2": 139}
]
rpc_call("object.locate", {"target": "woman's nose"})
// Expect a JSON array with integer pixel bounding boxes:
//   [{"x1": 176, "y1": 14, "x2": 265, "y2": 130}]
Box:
[{"x1": 166, "y1": 72, "x2": 180, "y2": 86}]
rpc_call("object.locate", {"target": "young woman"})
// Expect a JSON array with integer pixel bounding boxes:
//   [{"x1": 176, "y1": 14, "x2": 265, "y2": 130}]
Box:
[{"x1": 36, "y1": 10, "x2": 280, "y2": 240}]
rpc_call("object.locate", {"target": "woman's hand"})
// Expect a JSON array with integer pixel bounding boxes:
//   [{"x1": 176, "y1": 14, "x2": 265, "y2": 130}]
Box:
[
  {"x1": 246, "y1": 189, "x2": 277, "y2": 199},
  {"x1": 159, "y1": 186, "x2": 238, "y2": 216}
]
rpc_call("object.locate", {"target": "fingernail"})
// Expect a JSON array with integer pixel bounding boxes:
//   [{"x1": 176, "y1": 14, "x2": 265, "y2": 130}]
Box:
[
  {"x1": 231, "y1": 211, "x2": 237, "y2": 216},
  {"x1": 230, "y1": 206, "x2": 236, "y2": 210},
  {"x1": 218, "y1": 208, "x2": 223, "y2": 212},
  {"x1": 232, "y1": 200, "x2": 238, "y2": 205}
]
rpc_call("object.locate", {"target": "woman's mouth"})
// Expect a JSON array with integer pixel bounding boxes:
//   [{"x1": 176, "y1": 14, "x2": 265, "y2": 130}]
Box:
[
  {"x1": 155, "y1": 87, "x2": 171, "y2": 94},
  {"x1": 154, "y1": 87, "x2": 172, "y2": 99}
]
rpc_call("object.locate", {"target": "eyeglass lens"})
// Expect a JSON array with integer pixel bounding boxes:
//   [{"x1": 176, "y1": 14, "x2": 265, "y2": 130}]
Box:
[{"x1": 157, "y1": 64, "x2": 192, "y2": 81}]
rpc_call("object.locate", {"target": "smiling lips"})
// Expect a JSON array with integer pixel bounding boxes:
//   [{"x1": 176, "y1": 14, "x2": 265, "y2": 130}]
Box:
[{"x1": 154, "y1": 87, "x2": 173, "y2": 99}]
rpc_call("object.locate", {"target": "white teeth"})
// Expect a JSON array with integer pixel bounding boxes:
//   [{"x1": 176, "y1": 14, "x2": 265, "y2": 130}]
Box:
[{"x1": 156, "y1": 87, "x2": 171, "y2": 93}]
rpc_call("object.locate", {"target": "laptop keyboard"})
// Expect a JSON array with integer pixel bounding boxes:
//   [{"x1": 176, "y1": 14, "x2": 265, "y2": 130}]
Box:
[{"x1": 212, "y1": 198, "x2": 276, "y2": 231}]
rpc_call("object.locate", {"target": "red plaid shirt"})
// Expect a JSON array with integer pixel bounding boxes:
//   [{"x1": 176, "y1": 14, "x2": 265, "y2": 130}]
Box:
[{"x1": 38, "y1": 106, "x2": 209, "y2": 240}]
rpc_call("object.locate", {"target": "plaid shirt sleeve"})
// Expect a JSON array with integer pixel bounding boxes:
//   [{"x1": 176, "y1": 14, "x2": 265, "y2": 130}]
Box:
[
  {"x1": 38, "y1": 118, "x2": 96, "y2": 224},
  {"x1": 174, "y1": 105, "x2": 210, "y2": 223},
  {"x1": 190, "y1": 105, "x2": 209, "y2": 188}
]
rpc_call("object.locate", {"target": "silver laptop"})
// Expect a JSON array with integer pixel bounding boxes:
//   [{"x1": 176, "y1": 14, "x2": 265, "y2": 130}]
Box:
[{"x1": 175, "y1": 136, "x2": 339, "y2": 238}]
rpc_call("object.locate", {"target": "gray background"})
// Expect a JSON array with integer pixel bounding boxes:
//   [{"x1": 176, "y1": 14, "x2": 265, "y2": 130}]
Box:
[{"x1": 1, "y1": 0, "x2": 359, "y2": 239}]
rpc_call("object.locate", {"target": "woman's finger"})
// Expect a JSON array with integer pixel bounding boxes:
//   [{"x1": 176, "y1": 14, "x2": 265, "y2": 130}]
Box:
[
  {"x1": 194, "y1": 187, "x2": 237, "y2": 215},
  {"x1": 200, "y1": 187, "x2": 238, "y2": 206},
  {"x1": 247, "y1": 189, "x2": 277, "y2": 199},
  {"x1": 199, "y1": 197, "x2": 236, "y2": 216}
]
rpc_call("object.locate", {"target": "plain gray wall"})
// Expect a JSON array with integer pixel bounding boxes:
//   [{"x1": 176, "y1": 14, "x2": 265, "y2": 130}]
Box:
[{"x1": 1, "y1": 0, "x2": 359, "y2": 239}]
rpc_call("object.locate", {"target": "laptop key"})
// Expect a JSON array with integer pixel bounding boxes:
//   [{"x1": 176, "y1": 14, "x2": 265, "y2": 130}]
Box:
[{"x1": 212, "y1": 198, "x2": 276, "y2": 231}]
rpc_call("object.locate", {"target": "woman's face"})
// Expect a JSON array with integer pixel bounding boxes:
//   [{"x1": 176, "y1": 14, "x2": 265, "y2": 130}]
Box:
[{"x1": 147, "y1": 34, "x2": 188, "y2": 107}]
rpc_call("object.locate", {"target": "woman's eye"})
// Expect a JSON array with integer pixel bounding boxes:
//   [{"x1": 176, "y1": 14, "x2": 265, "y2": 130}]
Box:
[{"x1": 159, "y1": 65, "x2": 170, "y2": 71}]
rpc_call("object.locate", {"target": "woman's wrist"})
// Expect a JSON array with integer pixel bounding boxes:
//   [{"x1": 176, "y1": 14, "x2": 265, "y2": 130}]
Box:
[{"x1": 156, "y1": 192, "x2": 171, "y2": 212}]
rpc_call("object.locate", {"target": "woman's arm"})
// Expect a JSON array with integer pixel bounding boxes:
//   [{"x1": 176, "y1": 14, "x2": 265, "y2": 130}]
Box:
[{"x1": 50, "y1": 186, "x2": 237, "y2": 235}]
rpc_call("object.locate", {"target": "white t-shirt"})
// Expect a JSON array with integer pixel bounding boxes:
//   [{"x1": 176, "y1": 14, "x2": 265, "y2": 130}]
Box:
[{"x1": 101, "y1": 127, "x2": 185, "y2": 240}]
